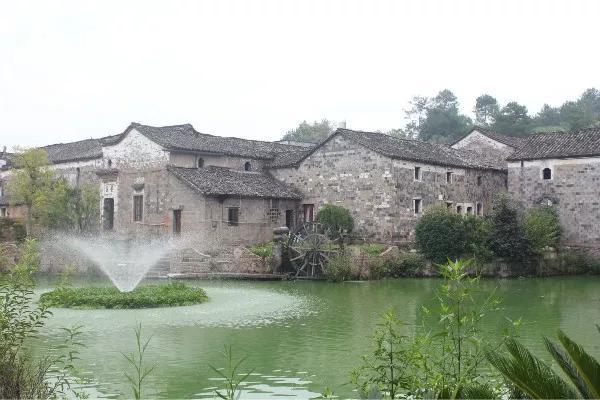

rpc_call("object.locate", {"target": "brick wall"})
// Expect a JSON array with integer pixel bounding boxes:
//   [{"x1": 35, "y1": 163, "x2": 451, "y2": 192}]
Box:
[
  {"x1": 271, "y1": 135, "x2": 506, "y2": 242},
  {"x1": 508, "y1": 157, "x2": 600, "y2": 247}
]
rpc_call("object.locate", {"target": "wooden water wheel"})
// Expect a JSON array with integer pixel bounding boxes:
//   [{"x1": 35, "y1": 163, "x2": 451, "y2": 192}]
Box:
[{"x1": 288, "y1": 222, "x2": 342, "y2": 277}]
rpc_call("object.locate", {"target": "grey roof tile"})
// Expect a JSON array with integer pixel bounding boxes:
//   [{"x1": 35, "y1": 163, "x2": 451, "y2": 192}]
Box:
[
  {"x1": 452, "y1": 126, "x2": 526, "y2": 149},
  {"x1": 168, "y1": 166, "x2": 302, "y2": 199},
  {"x1": 507, "y1": 128, "x2": 600, "y2": 160}
]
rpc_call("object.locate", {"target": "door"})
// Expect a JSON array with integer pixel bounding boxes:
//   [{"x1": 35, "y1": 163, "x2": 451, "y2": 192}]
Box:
[
  {"x1": 303, "y1": 204, "x2": 314, "y2": 222},
  {"x1": 285, "y1": 209, "x2": 294, "y2": 229},
  {"x1": 103, "y1": 198, "x2": 114, "y2": 230},
  {"x1": 173, "y1": 209, "x2": 182, "y2": 234}
]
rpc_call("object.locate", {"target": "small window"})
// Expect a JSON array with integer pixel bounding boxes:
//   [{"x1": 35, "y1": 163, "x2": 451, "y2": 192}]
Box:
[
  {"x1": 108, "y1": 159, "x2": 112, "y2": 168},
  {"x1": 445, "y1": 201, "x2": 453, "y2": 209},
  {"x1": 244, "y1": 162, "x2": 252, "y2": 171},
  {"x1": 456, "y1": 205, "x2": 462, "y2": 214},
  {"x1": 303, "y1": 204, "x2": 314, "y2": 222},
  {"x1": 227, "y1": 207, "x2": 239, "y2": 226},
  {"x1": 477, "y1": 176, "x2": 482, "y2": 186},
  {"x1": 446, "y1": 172, "x2": 453, "y2": 183},
  {"x1": 133, "y1": 195, "x2": 143, "y2": 222},
  {"x1": 0, "y1": 207, "x2": 6, "y2": 218},
  {"x1": 476, "y1": 202, "x2": 482, "y2": 216},
  {"x1": 543, "y1": 168, "x2": 552, "y2": 180},
  {"x1": 413, "y1": 198, "x2": 422, "y2": 215},
  {"x1": 267, "y1": 208, "x2": 281, "y2": 223},
  {"x1": 0, "y1": 183, "x2": 3, "y2": 197},
  {"x1": 414, "y1": 167, "x2": 421, "y2": 181},
  {"x1": 197, "y1": 158, "x2": 204, "y2": 168},
  {"x1": 466, "y1": 206, "x2": 473, "y2": 215},
  {"x1": 520, "y1": 161, "x2": 524, "y2": 168},
  {"x1": 173, "y1": 209, "x2": 182, "y2": 234}
]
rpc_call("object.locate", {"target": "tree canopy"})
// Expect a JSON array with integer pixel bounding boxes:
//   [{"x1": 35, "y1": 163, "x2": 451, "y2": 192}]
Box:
[{"x1": 281, "y1": 119, "x2": 336, "y2": 143}]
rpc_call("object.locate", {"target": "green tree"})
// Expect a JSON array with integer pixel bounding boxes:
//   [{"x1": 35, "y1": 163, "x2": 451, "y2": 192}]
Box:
[
  {"x1": 282, "y1": 119, "x2": 335, "y2": 143},
  {"x1": 405, "y1": 90, "x2": 472, "y2": 143},
  {"x1": 315, "y1": 204, "x2": 354, "y2": 236},
  {"x1": 488, "y1": 193, "x2": 529, "y2": 261},
  {"x1": 6, "y1": 148, "x2": 54, "y2": 235},
  {"x1": 415, "y1": 205, "x2": 468, "y2": 263},
  {"x1": 474, "y1": 94, "x2": 499, "y2": 126},
  {"x1": 522, "y1": 205, "x2": 561, "y2": 252},
  {"x1": 492, "y1": 101, "x2": 532, "y2": 136}
]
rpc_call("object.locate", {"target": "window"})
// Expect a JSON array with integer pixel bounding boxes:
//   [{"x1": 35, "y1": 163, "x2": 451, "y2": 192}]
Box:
[
  {"x1": 0, "y1": 207, "x2": 6, "y2": 218},
  {"x1": 197, "y1": 158, "x2": 204, "y2": 168},
  {"x1": 133, "y1": 195, "x2": 143, "y2": 222},
  {"x1": 0, "y1": 183, "x2": 3, "y2": 197},
  {"x1": 413, "y1": 198, "x2": 422, "y2": 215},
  {"x1": 244, "y1": 161, "x2": 252, "y2": 171},
  {"x1": 285, "y1": 210, "x2": 294, "y2": 228},
  {"x1": 173, "y1": 210, "x2": 182, "y2": 234},
  {"x1": 466, "y1": 206, "x2": 473, "y2": 215},
  {"x1": 445, "y1": 201, "x2": 453, "y2": 209},
  {"x1": 520, "y1": 161, "x2": 524, "y2": 168},
  {"x1": 477, "y1": 176, "x2": 482, "y2": 186},
  {"x1": 543, "y1": 168, "x2": 552, "y2": 180},
  {"x1": 456, "y1": 205, "x2": 462, "y2": 214},
  {"x1": 303, "y1": 204, "x2": 314, "y2": 222},
  {"x1": 267, "y1": 208, "x2": 281, "y2": 223},
  {"x1": 108, "y1": 159, "x2": 112, "y2": 168},
  {"x1": 227, "y1": 207, "x2": 239, "y2": 226},
  {"x1": 476, "y1": 202, "x2": 482, "y2": 216},
  {"x1": 414, "y1": 167, "x2": 421, "y2": 181},
  {"x1": 446, "y1": 172, "x2": 453, "y2": 183}
]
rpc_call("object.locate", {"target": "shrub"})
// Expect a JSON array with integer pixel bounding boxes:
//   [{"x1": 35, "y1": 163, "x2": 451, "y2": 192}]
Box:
[
  {"x1": 248, "y1": 242, "x2": 273, "y2": 260},
  {"x1": 560, "y1": 249, "x2": 600, "y2": 274},
  {"x1": 382, "y1": 252, "x2": 426, "y2": 277},
  {"x1": 360, "y1": 243, "x2": 387, "y2": 256},
  {"x1": 488, "y1": 193, "x2": 530, "y2": 261},
  {"x1": 523, "y1": 205, "x2": 561, "y2": 251},
  {"x1": 323, "y1": 252, "x2": 357, "y2": 282},
  {"x1": 316, "y1": 204, "x2": 354, "y2": 236},
  {"x1": 39, "y1": 282, "x2": 209, "y2": 309},
  {"x1": 463, "y1": 215, "x2": 494, "y2": 265},
  {"x1": 415, "y1": 205, "x2": 468, "y2": 263}
]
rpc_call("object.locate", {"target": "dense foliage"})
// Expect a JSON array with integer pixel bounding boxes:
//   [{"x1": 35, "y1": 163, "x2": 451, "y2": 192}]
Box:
[
  {"x1": 323, "y1": 252, "x2": 356, "y2": 282},
  {"x1": 360, "y1": 243, "x2": 387, "y2": 256},
  {"x1": 41, "y1": 180, "x2": 101, "y2": 233},
  {"x1": 39, "y1": 282, "x2": 209, "y2": 309},
  {"x1": 315, "y1": 204, "x2": 354, "y2": 236},
  {"x1": 488, "y1": 194, "x2": 530, "y2": 261},
  {"x1": 0, "y1": 218, "x2": 26, "y2": 243},
  {"x1": 414, "y1": 205, "x2": 469, "y2": 263},
  {"x1": 379, "y1": 252, "x2": 425, "y2": 278},
  {"x1": 281, "y1": 119, "x2": 335, "y2": 143},
  {"x1": 523, "y1": 205, "x2": 562, "y2": 251}
]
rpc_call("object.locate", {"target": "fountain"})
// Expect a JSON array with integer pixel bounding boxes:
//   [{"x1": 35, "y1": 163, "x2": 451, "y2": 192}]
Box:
[{"x1": 59, "y1": 234, "x2": 179, "y2": 292}]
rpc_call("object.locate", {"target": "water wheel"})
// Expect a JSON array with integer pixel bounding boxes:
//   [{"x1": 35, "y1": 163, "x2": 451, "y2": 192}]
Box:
[{"x1": 288, "y1": 222, "x2": 341, "y2": 277}]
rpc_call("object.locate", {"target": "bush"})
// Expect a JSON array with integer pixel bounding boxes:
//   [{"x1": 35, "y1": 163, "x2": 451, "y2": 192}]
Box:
[
  {"x1": 415, "y1": 205, "x2": 468, "y2": 263},
  {"x1": 523, "y1": 205, "x2": 561, "y2": 251},
  {"x1": 316, "y1": 204, "x2": 354, "y2": 236},
  {"x1": 463, "y1": 215, "x2": 494, "y2": 265},
  {"x1": 560, "y1": 249, "x2": 600, "y2": 274},
  {"x1": 360, "y1": 243, "x2": 387, "y2": 256},
  {"x1": 0, "y1": 218, "x2": 26, "y2": 243},
  {"x1": 382, "y1": 252, "x2": 426, "y2": 277},
  {"x1": 488, "y1": 193, "x2": 530, "y2": 261},
  {"x1": 323, "y1": 252, "x2": 357, "y2": 282},
  {"x1": 39, "y1": 282, "x2": 209, "y2": 309}
]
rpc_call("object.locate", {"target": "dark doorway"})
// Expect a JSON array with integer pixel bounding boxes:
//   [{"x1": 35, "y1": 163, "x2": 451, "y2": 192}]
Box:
[
  {"x1": 303, "y1": 204, "x2": 314, "y2": 222},
  {"x1": 285, "y1": 209, "x2": 294, "y2": 229},
  {"x1": 103, "y1": 198, "x2": 114, "y2": 230},
  {"x1": 173, "y1": 210, "x2": 182, "y2": 234}
]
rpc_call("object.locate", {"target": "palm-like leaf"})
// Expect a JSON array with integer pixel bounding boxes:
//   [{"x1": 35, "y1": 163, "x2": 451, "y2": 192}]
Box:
[
  {"x1": 486, "y1": 337, "x2": 578, "y2": 399},
  {"x1": 545, "y1": 330, "x2": 600, "y2": 399}
]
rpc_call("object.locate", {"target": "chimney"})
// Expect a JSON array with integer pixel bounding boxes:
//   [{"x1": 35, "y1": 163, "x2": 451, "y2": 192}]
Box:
[{"x1": 339, "y1": 120, "x2": 347, "y2": 129}]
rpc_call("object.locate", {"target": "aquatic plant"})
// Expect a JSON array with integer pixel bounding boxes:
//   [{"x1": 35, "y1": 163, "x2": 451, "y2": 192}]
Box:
[
  {"x1": 487, "y1": 327, "x2": 600, "y2": 399},
  {"x1": 39, "y1": 282, "x2": 208, "y2": 309},
  {"x1": 122, "y1": 324, "x2": 156, "y2": 400},
  {"x1": 210, "y1": 345, "x2": 254, "y2": 400}
]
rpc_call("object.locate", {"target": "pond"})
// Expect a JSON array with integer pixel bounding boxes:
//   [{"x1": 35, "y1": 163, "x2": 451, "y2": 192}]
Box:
[{"x1": 33, "y1": 276, "x2": 600, "y2": 399}]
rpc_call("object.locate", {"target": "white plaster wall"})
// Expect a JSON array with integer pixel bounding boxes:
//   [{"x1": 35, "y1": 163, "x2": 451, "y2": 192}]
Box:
[
  {"x1": 103, "y1": 129, "x2": 169, "y2": 169},
  {"x1": 451, "y1": 130, "x2": 509, "y2": 151},
  {"x1": 168, "y1": 151, "x2": 266, "y2": 171}
]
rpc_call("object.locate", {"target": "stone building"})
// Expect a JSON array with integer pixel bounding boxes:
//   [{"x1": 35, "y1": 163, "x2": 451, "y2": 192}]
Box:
[
  {"x1": 507, "y1": 128, "x2": 600, "y2": 247},
  {"x1": 270, "y1": 128, "x2": 507, "y2": 242},
  {"x1": 450, "y1": 126, "x2": 526, "y2": 167}
]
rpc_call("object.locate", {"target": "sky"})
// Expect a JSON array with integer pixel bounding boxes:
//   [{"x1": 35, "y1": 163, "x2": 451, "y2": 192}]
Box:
[{"x1": 1, "y1": 0, "x2": 599, "y2": 148}]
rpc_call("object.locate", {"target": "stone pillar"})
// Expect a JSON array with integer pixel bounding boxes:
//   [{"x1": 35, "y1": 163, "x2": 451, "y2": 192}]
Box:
[{"x1": 272, "y1": 226, "x2": 289, "y2": 273}]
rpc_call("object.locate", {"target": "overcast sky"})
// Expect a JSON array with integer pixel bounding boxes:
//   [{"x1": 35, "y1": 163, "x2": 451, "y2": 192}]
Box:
[{"x1": 1, "y1": 0, "x2": 599, "y2": 148}]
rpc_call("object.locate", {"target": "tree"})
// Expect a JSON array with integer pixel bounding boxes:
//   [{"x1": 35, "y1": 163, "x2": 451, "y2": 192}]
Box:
[
  {"x1": 414, "y1": 205, "x2": 468, "y2": 263},
  {"x1": 492, "y1": 101, "x2": 532, "y2": 136},
  {"x1": 522, "y1": 205, "x2": 561, "y2": 252},
  {"x1": 41, "y1": 180, "x2": 100, "y2": 233},
  {"x1": 6, "y1": 149, "x2": 54, "y2": 236},
  {"x1": 315, "y1": 204, "x2": 354, "y2": 236},
  {"x1": 282, "y1": 119, "x2": 335, "y2": 143},
  {"x1": 533, "y1": 104, "x2": 564, "y2": 132},
  {"x1": 488, "y1": 193, "x2": 530, "y2": 261},
  {"x1": 405, "y1": 90, "x2": 472, "y2": 143},
  {"x1": 474, "y1": 94, "x2": 499, "y2": 126}
]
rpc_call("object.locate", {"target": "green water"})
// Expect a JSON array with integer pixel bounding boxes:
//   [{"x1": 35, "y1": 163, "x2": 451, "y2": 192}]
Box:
[{"x1": 34, "y1": 277, "x2": 600, "y2": 399}]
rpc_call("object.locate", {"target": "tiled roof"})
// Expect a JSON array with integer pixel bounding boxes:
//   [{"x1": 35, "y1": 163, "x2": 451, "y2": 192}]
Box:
[
  {"x1": 118, "y1": 123, "x2": 303, "y2": 160},
  {"x1": 43, "y1": 138, "x2": 103, "y2": 164},
  {"x1": 168, "y1": 166, "x2": 302, "y2": 199},
  {"x1": 507, "y1": 128, "x2": 600, "y2": 161},
  {"x1": 267, "y1": 148, "x2": 314, "y2": 168},
  {"x1": 285, "y1": 128, "x2": 505, "y2": 170},
  {"x1": 451, "y1": 126, "x2": 526, "y2": 149}
]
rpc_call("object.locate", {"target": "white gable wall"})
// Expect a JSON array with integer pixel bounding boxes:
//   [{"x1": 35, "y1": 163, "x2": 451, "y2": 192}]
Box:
[{"x1": 102, "y1": 129, "x2": 169, "y2": 169}]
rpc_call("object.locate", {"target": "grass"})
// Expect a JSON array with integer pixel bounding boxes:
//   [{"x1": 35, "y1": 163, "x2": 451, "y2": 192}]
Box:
[
  {"x1": 39, "y1": 282, "x2": 208, "y2": 309},
  {"x1": 360, "y1": 243, "x2": 387, "y2": 256},
  {"x1": 247, "y1": 242, "x2": 273, "y2": 259}
]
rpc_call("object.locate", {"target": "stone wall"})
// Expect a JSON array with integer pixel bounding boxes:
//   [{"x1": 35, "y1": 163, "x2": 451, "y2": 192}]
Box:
[
  {"x1": 451, "y1": 129, "x2": 514, "y2": 161},
  {"x1": 271, "y1": 135, "x2": 507, "y2": 242},
  {"x1": 508, "y1": 157, "x2": 600, "y2": 247},
  {"x1": 169, "y1": 152, "x2": 268, "y2": 172}
]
